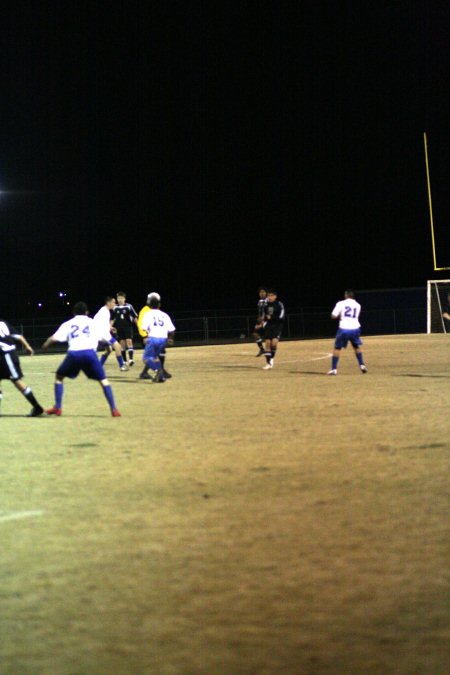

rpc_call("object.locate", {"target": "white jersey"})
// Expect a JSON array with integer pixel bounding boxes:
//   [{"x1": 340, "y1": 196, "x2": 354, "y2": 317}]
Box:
[
  {"x1": 52, "y1": 315, "x2": 103, "y2": 351},
  {"x1": 331, "y1": 298, "x2": 361, "y2": 329},
  {"x1": 141, "y1": 309, "x2": 175, "y2": 338},
  {"x1": 93, "y1": 306, "x2": 113, "y2": 339}
]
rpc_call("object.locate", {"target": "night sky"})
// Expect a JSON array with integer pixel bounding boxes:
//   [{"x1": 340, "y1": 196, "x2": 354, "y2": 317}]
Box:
[{"x1": 2, "y1": 1, "x2": 449, "y2": 318}]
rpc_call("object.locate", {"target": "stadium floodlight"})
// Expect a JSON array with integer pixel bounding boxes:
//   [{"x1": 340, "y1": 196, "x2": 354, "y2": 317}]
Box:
[{"x1": 427, "y1": 279, "x2": 450, "y2": 333}]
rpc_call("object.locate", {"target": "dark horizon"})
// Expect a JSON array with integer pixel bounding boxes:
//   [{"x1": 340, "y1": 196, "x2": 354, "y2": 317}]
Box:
[{"x1": 2, "y1": 2, "x2": 449, "y2": 319}]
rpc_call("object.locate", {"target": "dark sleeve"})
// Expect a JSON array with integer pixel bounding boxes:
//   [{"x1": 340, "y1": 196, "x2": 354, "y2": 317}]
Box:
[{"x1": 274, "y1": 301, "x2": 285, "y2": 321}]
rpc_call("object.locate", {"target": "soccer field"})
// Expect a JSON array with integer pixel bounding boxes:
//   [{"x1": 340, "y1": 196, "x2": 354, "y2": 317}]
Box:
[{"x1": 1, "y1": 335, "x2": 448, "y2": 674}]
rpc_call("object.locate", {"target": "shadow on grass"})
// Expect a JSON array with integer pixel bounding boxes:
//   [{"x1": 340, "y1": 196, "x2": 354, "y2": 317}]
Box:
[{"x1": 402, "y1": 374, "x2": 448, "y2": 379}]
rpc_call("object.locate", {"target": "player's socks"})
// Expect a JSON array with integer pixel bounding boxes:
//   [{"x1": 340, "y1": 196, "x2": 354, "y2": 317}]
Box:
[
  {"x1": 102, "y1": 384, "x2": 117, "y2": 411},
  {"x1": 23, "y1": 386, "x2": 42, "y2": 410},
  {"x1": 100, "y1": 353, "x2": 108, "y2": 365},
  {"x1": 128, "y1": 348, "x2": 134, "y2": 364},
  {"x1": 271, "y1": 347, "x2": 277, "y2": 360},
  {"x1": 256, "y1": 338, "x2": 264, "y2": 349},
  {"x1": 356, "y1": 352, "x2": 364, "y2": 367},
  {"x1": 331, "y1": 356, "x2": 339, "y2": 370},
  {"x1": 264, "y1": 352, "x2": 272, "y2": 364},
  {"x1": 27, "y1": 406, "x2": 44, "y2": 417},
  {"x1": 121, "y1": 349, "x2": 127, "y2": 362},
  {"x1": 54, "y1": 383, "x2": 64, "y2": 408},
  {"x1": 116, "y1": 355, "x2": 125, "y2": 368}
]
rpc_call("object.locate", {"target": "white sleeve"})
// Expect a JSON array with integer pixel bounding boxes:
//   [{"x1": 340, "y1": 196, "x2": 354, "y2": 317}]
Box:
[
  {"x1": 52, "y1": 324, "x2": 70, "y2": 343},
  {"x1": 331, "y1": 302, "x2": 341, "y2": 318}
]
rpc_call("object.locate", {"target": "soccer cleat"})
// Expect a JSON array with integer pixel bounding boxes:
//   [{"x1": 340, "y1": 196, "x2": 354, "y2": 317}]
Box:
[
  {"x1": 120, "y1": 365, "x2": 129, "y2": 371},
  {"x1": 327, "y1": 369, "x2": 337, "y2": 376},
  {"x1": 155, "y1": 371, "x2": 166, "y2": 383},
  {"x1": 139, "y1": 372, "x2": 152, "y2": 380},
  {"x1": 360, "y1": 365, "x2": 368, "y2": 373},
  {"x1": 256, "y1": 349, "x2": 265, "y2": 357},
  {"x1": 46, "y1": 406, "x2": 62, "y2": 416},
  {"x1": 128, "y1": 360, "x2": 134, "y2": 366},
  {"x1": 162, "y1": 369, "x2": 172, "y2": 379},
  {"x1": 111, "y1": 409, "x2": 121, "y2": 417},
  {"x1": 263, "y1": 362, "x2": 273, "y2": 370},
  {"x1": 27, "y1": 406, "x2": 44, "y2": 417}
]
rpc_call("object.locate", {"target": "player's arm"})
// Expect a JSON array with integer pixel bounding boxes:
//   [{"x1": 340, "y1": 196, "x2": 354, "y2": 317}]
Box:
[
  {"x1": 130, "y1": 305, "x2": 139, "y2": 324},
  {"x1": 42, "y1": 336, "x2": 58, "y2": 350},
  {"x1": 331, "y1": 303, "x2": 340, "y2": 320},
  {"x1": 443, "y1": 312, "x2": 450, "y2": 321},
  {"x1": 13, "y1": 334, "x2": 35, "y2": 355},
  {"x1": 167, "y1": 331, "x2": 175, "y2": 346}
]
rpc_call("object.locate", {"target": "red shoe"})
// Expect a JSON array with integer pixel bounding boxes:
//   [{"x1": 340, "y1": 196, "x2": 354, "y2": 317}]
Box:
[
  {"x1": 111, "y1": 409, "x2": 121, "y2": 417},
  {"x1": 46, "y1": 406, "x2": 62, "y2": 416}
]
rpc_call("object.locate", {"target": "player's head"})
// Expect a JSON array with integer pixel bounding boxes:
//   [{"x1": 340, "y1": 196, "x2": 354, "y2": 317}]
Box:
[
  {"x1": 266, "y1": 289, "x2": 277, "y2": 301},
  {"x1": 147, "y1": 291, "x2": 161, "y2": 306},
  {"x1": 116, "y1": 292, "x2": 126, "y2": 305},
  {"x1": 344, "y1": 289, "x2": 355, "y2": 299},
  {"x1": 258, "y1": 286, "x2": 267, "y2": 298},
  {"x1": 148, "y1": 295, "x2": 161, "y2": 309},
  {"x1": 105, "y1": 296, "x2": 116, "y2": 309},
  {"x1": 73, "y1": 301, "x2": 89, "y2": 316}
]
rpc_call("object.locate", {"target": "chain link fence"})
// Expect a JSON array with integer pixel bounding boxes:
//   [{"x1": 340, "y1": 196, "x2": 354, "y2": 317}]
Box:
[{"x1": 14, "y1": 306, "x2": 425, "y2": 352}]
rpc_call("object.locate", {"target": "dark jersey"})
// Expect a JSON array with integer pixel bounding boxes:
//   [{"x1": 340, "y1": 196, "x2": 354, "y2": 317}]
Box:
[
  {"x1": 265, "y1": 300, "x2": 285, "y2": 324},
  {"x1": 257, "y1": 298, "x2": 268, "y2": 321},
  {"x1": 112, "y1": 303, "x2": 138, "y2": 325},
  {"x1": 0, "y1": 320, "x2": 21, "y2": 353}
]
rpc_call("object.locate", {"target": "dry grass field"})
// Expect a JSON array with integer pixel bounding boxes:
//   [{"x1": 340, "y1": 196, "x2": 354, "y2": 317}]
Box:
[{"x1": 0, "y1": 334, "x2": 448, "y2": 675}]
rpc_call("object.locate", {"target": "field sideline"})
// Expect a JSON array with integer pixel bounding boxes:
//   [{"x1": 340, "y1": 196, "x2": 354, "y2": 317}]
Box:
[{"x1": 1, "y1": 335, "x2": 449, "y2": 674}]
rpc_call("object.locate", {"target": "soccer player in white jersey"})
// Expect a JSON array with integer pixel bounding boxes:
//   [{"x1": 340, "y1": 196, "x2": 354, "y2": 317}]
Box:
[
  {"x1": 139, "y1": 295, "x2": 175, "y2": 383},
  {"x1": 138, "y1": 292, "x2": 172, "y2": 379},
  {"x1": 94, "y1": 297, "x2": 128, "y2": 371},
  {"x1": 328, "y1": 289, "x2": 367, "y2": 375},
  {"x1": 42, "y1": 301, "x2": 121, "y2": 416}
]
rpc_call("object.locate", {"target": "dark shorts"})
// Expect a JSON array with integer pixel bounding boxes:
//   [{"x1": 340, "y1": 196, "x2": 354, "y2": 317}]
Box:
[
  {"x1": 57, "y1": 350, "x2": 106, "y2": 381},
  {"x1": 264, "y1": 323, "x2": 283, "y2": 340},
  {"x1": 0, "y1": 351, "x2": 23, "y2": 381},
  {"x1": 334, "y1": 328, "x2": 363, "y2": 350},
  {"x1": 116, "y1": 326, "x2": 134, "y2": 340}
]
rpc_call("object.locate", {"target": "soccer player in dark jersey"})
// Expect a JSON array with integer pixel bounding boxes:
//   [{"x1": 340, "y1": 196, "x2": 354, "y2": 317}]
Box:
[
  {"x1": 253, "y1": 287, "x2": 268, "y2": 356},
  {"x1": 112, "y1": 292, "x2": 138, "y2": 366},
  {"x1": 0, "y1": 320, "x2": 44, "y2": 416},
  {"x1": 262, "y1": 289, "x2": 285, "y2": 370}
]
